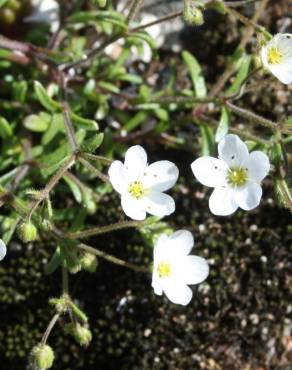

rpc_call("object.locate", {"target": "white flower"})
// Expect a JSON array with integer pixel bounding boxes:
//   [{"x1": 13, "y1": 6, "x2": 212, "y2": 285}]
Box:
[
  {"x1": 261, "y1": 33, "x2": 292, "y2": 84},
  {"x1": 152, "y1": 230, "x2": 209, "y2": 306},
  {"x1": 24, "y1": 0, "x2": 60, "y2": 32},
  {"x1": 108, "y1": 145, "x2": 179, "y2": 220},
  {"x1": 191, "y1": 134, "x2": 270, "y2": 216},
  {"x1": 0, "y1": 239, "x2": 7, "y2": 261}
]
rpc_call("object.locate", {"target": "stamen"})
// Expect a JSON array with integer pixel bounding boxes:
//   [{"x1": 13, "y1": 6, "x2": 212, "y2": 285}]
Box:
[
  {"x1": 227, "y1": 167, "x2": 248, "y2": 187},
  {"x1": 128, "y1": 181, "x2": 146, "y2": 199},
  {"x1": 267, "y1": 47, "x2": 283, "y2": 65},
  {"x1": 157, "y1": 261, "x2": 172, "y2": 278}
]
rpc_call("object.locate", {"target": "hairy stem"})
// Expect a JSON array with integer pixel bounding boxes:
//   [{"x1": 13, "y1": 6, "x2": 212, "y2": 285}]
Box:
[
  {"x1": 67, "y1": 220, "x2": 144, "y2": 240},
  {"x1": 78, "y1": 157, "x2": 110, "y2": 183},
  {"x1": 77, "y1": 243, "x2": 149, "y2": 273},
  {"x1": 41, "y1": 313, "x2": 60, "y2": 346}
]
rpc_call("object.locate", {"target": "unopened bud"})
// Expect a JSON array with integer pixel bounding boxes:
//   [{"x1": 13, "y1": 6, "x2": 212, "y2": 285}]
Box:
[
  {"x1": 18, "y1": 221, "x2": 38, "y2": 243},
  {"x1": 80, "y1": 253, "x2": 98, "y2": 273},
  {"x1": 183, "y1": 0, "x2": 204, "y2": 26},
  {"x1": 49, "y1": 294, "x2": 70, "y2": 313},
  {"x1": 31, "y1": 344, "x2": 54, "y2": 370},
  {"x1": 65, "y1": 323, "x2": 92, "y2": 347}
]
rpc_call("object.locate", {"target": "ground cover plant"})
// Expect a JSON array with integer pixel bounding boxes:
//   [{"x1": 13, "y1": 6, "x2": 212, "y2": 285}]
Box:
[{"x1": 0, "y1": 0, "x2": 291, "y2": 369}]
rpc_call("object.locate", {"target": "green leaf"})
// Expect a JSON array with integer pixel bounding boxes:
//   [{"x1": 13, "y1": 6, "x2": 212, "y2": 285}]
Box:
[
  {"x1": 123, "y1": 111, "x2": 148, "y2": 132},
  {"x1": 68, "y1": 10, "x2": 127, "y2": 30},
  {"x1": 69, "y1": 301, "x2": 88, "y2": 322},
  {"x1": 199, "y1": 125, "x2": 215, "y2": 156},
  {"x1": 63, "y1": 175, "x2": 83, "y2": 203},
  {"x1": 127, "y1": 31, "x2": 157, "y2": 54},
  {"x1": 98, "y1": 81, "x2": 120, "y2": 94},
  {"x1": 274, "y1": 179, "x2": 292, "y2": 210},
  {"x1": 42, "y1": 113, "x2": 64, "y2": 145},
  {"x1": 70, "y1": 112, "x2": 99, "y2": 131},
  {"x1": 81, "y1": 133, "x2": 104, "y2": 153},
  {"x1": 227, "y1": 55, "x2": 251, "y2": 95},
  {"x1": 34, "y1": 81, "x2": 60, "y2": 112},
  {"x1": 0, "y1": 116, "x2": 13, "y2": 138},
  {"x1": 0, "y1": 0, "x2": 8, "y2": 8},
  {"x1": 182, "y1": 51, "x2": 207, "y2": 98},
  {"x1": 45, "y1": 247, "x2": 62, "y2": 274},
  {"x1": 24, "y1": 113, "x2": 50, "y2": 132},
  {"x1": 215, "y1": 107, "x2": 230, "y2": 143}
]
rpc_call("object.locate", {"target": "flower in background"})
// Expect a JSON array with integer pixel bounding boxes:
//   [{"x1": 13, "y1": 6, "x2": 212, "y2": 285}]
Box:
[
  {"x1": 24, "y1": 0, "x2": 60, "y2": 32},
  {"x1": 261, "y1": 33, "x2": 292, "y2": 84},
  {"x1": 152, "y1": 230, "x2": 209, "y2": 306},
  {"x1": 191, "y1": 134, "x2": 270, "y2": 216},
  {"x1": 0, "y1": 239, "x2": 7, "y2": 261},
  {"x1": 108, "y1": 145, "x2": 179, "y2": 220}
]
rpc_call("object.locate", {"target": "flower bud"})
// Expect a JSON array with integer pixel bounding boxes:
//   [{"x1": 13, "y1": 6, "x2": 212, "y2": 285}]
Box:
[
  {"x1": 18, "y1": 221, "x2": 38, "y2": 243},
  {"x1": 183, "y1": 0, "x2": 204, "y2": 26},
  {"x1": 31, "y1": 344, "x2": 54, "y2": 370},
  {"x1": 49, "y1": 294, "x2": 70, "y2": 313},
  {"x1": 65, "y1": 323, "x2": 92, "y2": 347},
  {"x1": 80, "y1": 253, "x2": 98, "y2": 273}
]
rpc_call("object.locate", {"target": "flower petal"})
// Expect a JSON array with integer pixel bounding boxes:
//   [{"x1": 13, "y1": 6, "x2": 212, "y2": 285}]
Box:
[
  {"x1": 268, "y1": 63, "x2": 292, "y2": 84},
  {"x1": 234, "y1": 182, "x2": 262, "y2": 211},
  {"x1": 209, "y1": 187, "x2": 238, "y2": 216},
  {"x1": 143, "y1": 191, "x2": 175, "y2": 217},
  {"x1": 218, "y1": 134, "x2": 249, "y2": 167},
  {"x1": 191, "y1": 156, "x2": 228, "y2": 187},
  {"x1": 121, "y1": 194, "x2": 146, "y2": 220},
  {"x1": 177, "y1": 256, "x2": 209, "y2": 285},
  {"x1": 151, "y1": 271, "x2": 163, "y2": 296},
  {"x1": 161, "y1": 279, "x2": 193, "y2": 305},
  {"x1": 0, "y1": 239, "x2": 7, "y2": 261},
  {"x1": 108, "y1": 160, "x2": 127, "y2": 194},
  {"x1": 124, "y1": 145, "x2": 148, "y2": 180},
  {"x1": 143, "y1": 160, "x2": 179, "y2": 191},
  {"x1": 168, "y1": 230, "x2": 194, "y2": 255},
  {"x1": 153, "y1": 233, "x2": 171, "y2": 260},
  {"x1": 245, "y1": 151, "x2": 270, "y2": 182}
]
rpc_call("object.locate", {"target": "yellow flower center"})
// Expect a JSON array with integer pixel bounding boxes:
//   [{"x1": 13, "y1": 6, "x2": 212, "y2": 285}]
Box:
[
  {"x1": 128, "y1": 181, "x2": 146, "y2": 199},
  {"x1": 227, "y1": 167, "x2": 248, "y2": 187},
  {"x1": 157, "y1": 261, "x2": 172, "y2": 278},
  {"x1": 267, "y1": 47, "x2": 283, "y2": 65}
]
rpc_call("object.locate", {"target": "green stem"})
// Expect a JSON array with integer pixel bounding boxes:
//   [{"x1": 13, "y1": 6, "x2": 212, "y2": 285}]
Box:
[
  {"x1": 28, "y1": 154, "x2": 76, "y2": 221},
  {"x1": 79, "y1": 157, "x2": 110, "y2": 183},
  {"x1": 77, "y1": 243, "x2": 149, "y2": 273},
  {"x1": 67, "y1": 220, "x2": 144, "y2": 240},
  {"x1": 41, "y1": 313, "x2": 60, "y2": 345},
  {"x1": 129, "y1": 10, "x2": 182, "y2": 33},
  {"x1": 81, "y1": 152, "x2": 113, "y2": 164}
]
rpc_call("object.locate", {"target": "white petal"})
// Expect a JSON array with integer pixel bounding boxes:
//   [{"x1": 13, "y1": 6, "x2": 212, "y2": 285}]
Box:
[
  {"x1": 151, "y1": 271, "x2": 163, "y2": 296},
  {"x1": 209, "y1": 187, "x2": 238, "y2": 216},
  {"x1": 234, "y1": 182, "x2": 262, "y2": 211},
  {"x1": 218, "y1": 134, "x2": 249, "y2": 167},
  {"x1": 161, "y1": 279, "x2": 193, "y2": 305},
  {"x1": 276, "y1": 33, "x2": 292, "y2": 56},
  {"x1": 124, "y1": 145, "x2": 148, "y2": 180},
  {"x1": 0, "y1": 239, "x2": 6, "y2": 261},
  {"x1": 143, "y1": 191, "x2": 175, "y2": 217},
  {"x1": 108, "y1": 161, "x2": 127, "y2": 194},
  {"x1": 269, "y1": 63, "x2": 292, "y2": 84},
  {"x1": 153, "y1": 233, "x2": 171, "y2": 260},
  {"x1": 168, "y1": 230, "x2": 194, "y2": 255},
  {"x1": 143, "y1": 161, "x2": 179, "y2": 191},
  {"x1": 245, "y1": 151, "x2": 270, "y2": 182},
  {"x1": 177, "y1": 256, "x2": 209, "y2": 285},
  {"x1": 191, "y1": 157, "x2": 228, "y2": 187},
  {"x1": 121, "y1": 194, "x2": 146, "y2": 220}
]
